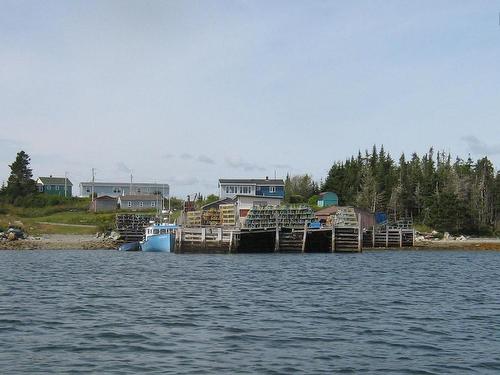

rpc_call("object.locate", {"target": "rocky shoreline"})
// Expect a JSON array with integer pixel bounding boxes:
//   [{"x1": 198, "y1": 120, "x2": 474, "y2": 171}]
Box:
[
  {"x1": 414, "y1": 239, "x2": 500, "y2": 250},
  {"x1": 0, "y1": 234, "x2": 119, "y2": 250},
  {"x1": 1, "y1": 234, "x2": 500, "y2": 251}
]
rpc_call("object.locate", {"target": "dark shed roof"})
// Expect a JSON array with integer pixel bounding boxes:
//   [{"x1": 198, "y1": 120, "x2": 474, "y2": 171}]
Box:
[
  {"x1": 119, "y1": 195, "x2": 160, "y2": 201},
  {"x1": 38, "y1": 176, "x2": 73, "y2": 186}
]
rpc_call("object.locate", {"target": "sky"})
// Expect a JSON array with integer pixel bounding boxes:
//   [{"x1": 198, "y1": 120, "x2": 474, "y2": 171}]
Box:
[{"x1": 1, "y1": 0, "x2": 499, "y2": 197}]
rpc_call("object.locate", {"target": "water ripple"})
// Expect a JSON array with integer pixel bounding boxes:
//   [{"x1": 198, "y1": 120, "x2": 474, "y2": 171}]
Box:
[{"x1": 0, "y1": 250, "x2": 499, "y2": 374}]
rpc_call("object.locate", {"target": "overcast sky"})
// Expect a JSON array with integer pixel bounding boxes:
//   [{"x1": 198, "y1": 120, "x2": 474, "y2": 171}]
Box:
[{"x1": 1, "y1": 0, "x2": 499, "y2": 197}]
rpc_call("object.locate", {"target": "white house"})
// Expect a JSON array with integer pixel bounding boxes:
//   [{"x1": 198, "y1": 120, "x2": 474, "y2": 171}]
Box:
[{"x1": 79, "y1": 182, "x2": 169, "y2": 198}]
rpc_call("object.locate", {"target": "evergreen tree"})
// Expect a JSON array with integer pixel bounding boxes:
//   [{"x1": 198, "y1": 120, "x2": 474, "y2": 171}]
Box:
[
  {"x1": 5, "y1": 151, "x2": 37, "y2": 201},
  {"x1": 356, "y1": 162, "x2": 383, "y2": 211},
  {"x1": 323, "y1": 145, "x2": 498, "y2": 234},
  {"x1": 494, "y1": 172, "x2": 500, "y2": 230},
  {"x1": 285, "y1": 174, "x2": 318, "y2": 203}
]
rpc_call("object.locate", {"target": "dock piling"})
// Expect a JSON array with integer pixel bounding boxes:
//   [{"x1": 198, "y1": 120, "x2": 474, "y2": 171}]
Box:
[
  {"x1": 357, "y1": 213, "x2": 362, "y2": 252},
  {"x1": 274, "y1": 226, "x2": 280, "y2": 252},
  {"x1": 331, "y1": 226, "x2": 336, "y2": 252},
  {"x1": 302, "y1": 222, "x2": 308, "y2": 253}
]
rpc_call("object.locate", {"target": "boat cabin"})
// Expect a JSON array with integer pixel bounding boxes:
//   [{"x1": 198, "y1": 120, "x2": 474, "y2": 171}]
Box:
[{"x1": 144, "y1": 224, "x2": 177, "y2": 241}]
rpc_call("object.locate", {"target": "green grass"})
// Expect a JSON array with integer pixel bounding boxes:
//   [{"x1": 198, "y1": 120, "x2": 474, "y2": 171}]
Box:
[
  {"x1": 28, "y1": 223, "x2": 98, "y2": 236},
  {"x1": 0, "y1": 200, "x2": 182, "y2": 235}
]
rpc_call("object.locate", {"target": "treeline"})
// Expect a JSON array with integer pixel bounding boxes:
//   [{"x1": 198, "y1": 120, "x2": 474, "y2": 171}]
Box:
[{"x1": 320, "y1": 146, "x2": 500, "y2": 235}]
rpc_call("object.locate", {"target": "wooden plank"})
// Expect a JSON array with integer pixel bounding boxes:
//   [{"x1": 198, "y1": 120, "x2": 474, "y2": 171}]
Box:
[
  {"x1": 357, "y1": 213, "x2": 362, "y2": 252},
  {"x1": 229, "y1": 231, "x2": 233, "y2": 253},
  {"x1": 275, "y1": 227, "x2": 280, "y2": 252},
  {"x1": 301, "y1": 222, "x2": 308, "y2": 253},
  {"x1": 201, "y1": 228, "x2": 206, "y2": 249},
  {"x1": 331, "y1": 226, "x2": 335, "y2": 252}
]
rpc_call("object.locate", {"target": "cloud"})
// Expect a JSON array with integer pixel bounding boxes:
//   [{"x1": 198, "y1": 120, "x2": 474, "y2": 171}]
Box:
[
  {"x1": 116, "y1": 162, "x2": 132, "y2": 174},
  {"x1": 272, "y1": 163, "x2": 292, "y2": 170},
  {"x1": 225, "y1": 157, "x2": 266, "y2": 172},
  {"x1": 180, "y1": 153, "x2": 193, "y2": 160},
  {"x1": 462, "y1": 135, "x2": 500, "y2": 155},
  {"x1": 162, "y1": 153, "x2": 174, "y2": 159},
  {"x1": 167, "y1": 176, "x2": 200, "y2": 186},
  {"x1": 197, "y1": 155, "x2": 215, "y2": 164}
]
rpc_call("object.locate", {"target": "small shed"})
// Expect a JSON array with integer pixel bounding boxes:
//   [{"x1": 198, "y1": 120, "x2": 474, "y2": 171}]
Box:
[
  {"x1": 89, "y1": 196, "x2": 118, "y2": 212},
  {"x1": 317, "y1": 192, "x2": 339, "y2": 208}
]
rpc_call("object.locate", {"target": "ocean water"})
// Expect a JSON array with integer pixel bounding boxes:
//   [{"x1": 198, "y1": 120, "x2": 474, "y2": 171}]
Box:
[{"x1": 0, "y1": 250, "x2": 499, "y2": 374}]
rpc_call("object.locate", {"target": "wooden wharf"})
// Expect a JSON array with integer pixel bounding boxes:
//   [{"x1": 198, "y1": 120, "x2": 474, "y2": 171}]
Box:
[
  {"x1": 115, "y1": 211, "x2": 415, "y2": 253},
  {"x1": 174, "y1": 225, "x2": 415, "y2": 253}
]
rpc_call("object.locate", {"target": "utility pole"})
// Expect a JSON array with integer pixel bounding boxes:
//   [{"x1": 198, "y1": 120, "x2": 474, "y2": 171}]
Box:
[
  {"x1": 64, "y1": 171, "x2": 68, "y2": 198},
  {"x1": 91, "y1": 168, "x2": 96, "y2": 212},
  {"x1": 91, "y1": 168, "x2": 95, "y2": 202},
  {"x1": 130, "y1": 173, "x2": 133, "y2": 195}
]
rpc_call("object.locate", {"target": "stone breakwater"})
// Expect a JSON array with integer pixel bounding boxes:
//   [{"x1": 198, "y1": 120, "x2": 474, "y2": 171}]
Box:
[{"x1": 0, "y1": 234, "x2": 118, "y2": 250}]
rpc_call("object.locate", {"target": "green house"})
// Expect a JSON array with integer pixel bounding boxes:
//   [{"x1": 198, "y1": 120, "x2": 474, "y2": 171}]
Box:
[
  {"x1": 36, "y1": 176, "x2": 73, "y2": 197},
  {"x1": 317, "y1": 192, "x2": 339, "y2": 208}
]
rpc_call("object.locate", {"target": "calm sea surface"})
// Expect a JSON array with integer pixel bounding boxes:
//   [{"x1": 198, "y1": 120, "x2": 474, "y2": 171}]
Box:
[{"x1": 0, "y1": 250, "x2": 499, "y2": 374}]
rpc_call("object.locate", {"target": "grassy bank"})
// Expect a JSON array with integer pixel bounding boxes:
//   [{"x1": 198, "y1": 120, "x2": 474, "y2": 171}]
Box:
[{"x1": 0, "y1": 200, "x2": 181, "y2": 236}]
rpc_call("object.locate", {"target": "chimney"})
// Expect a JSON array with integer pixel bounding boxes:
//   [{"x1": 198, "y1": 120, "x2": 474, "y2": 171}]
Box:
[{"x1": 265, "y1": 176, "x2": 269, "y2": 180}]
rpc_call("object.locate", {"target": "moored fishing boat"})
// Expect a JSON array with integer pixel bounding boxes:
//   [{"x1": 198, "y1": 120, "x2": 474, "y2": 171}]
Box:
[{"x1": 140, "y1": 223, "x2": 177, "y2": 252}]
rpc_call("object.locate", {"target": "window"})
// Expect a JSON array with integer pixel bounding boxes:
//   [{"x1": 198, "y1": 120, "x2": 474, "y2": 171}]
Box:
[
  {"x1": 151, "y1": 202, "x2": 156, "y2": 207},
  {"x1": 140, "y1": 202, "x2": 144, "y2": 207},
  {"x1": 254, "y1": 201, "x2": 267, "y2": 207},
  {"x1": 269, "y1": 186, "x2": 276, "y2": 193},
  {"x1": 55, "y1": 185, "x2": 60, "y2": 190},
  {"x1": 127, "y1": 201, "x2": 132, "y2": 208}
]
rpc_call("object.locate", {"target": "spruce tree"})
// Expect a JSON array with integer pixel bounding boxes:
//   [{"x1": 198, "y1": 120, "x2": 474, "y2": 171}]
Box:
[{"x1": 6, "y1": 151, "x2": 37, "y2": 200}]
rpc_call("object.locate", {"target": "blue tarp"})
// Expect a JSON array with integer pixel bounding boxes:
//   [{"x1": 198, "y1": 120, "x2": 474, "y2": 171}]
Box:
[{"x1": 375, "y1": 212, "x2": 387, "y2": 224}]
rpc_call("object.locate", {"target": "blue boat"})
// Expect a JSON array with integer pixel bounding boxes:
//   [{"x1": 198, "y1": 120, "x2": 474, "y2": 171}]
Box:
[
  {"x1": 118, "y1": 241, "x2": 142, "y2": 251},
  {"x1": 140, "y1": 223, "x2": 178, "y2": 252}
]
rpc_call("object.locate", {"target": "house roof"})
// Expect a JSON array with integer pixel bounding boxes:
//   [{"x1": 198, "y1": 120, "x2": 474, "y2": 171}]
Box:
[
  {"x1": 80, "y1": 182, "x2": 168, "y2": 187},
  {"x1": 119, "y1": 194, "x2": 161, "y2": 201},
  {"x1": 319, "y1": 191, "x2": 337, "y2": 197},
  {"x1": 315, "y1": 206, "x2": 341, "y2": 216},
  {"x1": 235, "y1": 194, "x2": 283, "y2": 200},
  {"x1": 315, "y1": 205, "x2": 374, "y2": 217},
  {"x1": 95, "y1": 195, "x2": 117, "y2": 201},
  {"x1": 37, "y1": 177, "x2": 73, "y2": 186},
  {"x1": 219, "y1": 178, "x2": 284, "y2": 186},
  {"x1": 201, "y1": 197, "x2": 236, "y2": 210}
]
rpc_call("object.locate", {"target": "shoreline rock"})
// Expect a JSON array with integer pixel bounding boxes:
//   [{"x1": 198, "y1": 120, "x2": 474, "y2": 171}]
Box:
[{"x1": 0, "y1": 234, "x2": 119, "y2": 250}]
